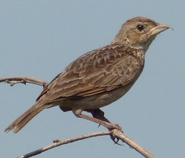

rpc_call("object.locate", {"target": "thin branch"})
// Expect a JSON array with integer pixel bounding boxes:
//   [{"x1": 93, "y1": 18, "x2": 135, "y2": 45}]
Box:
[
  {"x1": 17, "y1": 130, "x2": 155, "y2": 158},
  {"x1": 18, "y1": 131, "x2": 111, "y2": 158},
  {"x1": 111, "y1": 129, "x2": 155, "y2": 158},
  {"x1": 0, "y1": 76, "x2": 48, "y2": 87}
]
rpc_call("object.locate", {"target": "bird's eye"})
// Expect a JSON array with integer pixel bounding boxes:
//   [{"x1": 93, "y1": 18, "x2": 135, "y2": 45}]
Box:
[{"x1": 136, "y1": 24, "x2": 144, "y2": 31}]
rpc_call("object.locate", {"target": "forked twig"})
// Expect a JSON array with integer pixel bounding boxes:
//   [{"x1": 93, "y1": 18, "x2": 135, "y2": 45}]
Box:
[{"x1": 0, "y1": 76, "x2": 48, "y2": 87}]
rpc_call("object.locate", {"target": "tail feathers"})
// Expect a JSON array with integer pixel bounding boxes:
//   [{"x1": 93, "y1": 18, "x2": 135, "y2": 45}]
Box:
[{"x1": 5, "y1": 102, "x2": 47, "y2": 133}]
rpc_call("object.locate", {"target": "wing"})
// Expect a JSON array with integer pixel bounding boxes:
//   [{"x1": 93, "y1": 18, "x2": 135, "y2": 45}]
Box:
[{"x1": 37, "y1": 44, "x2": 144, "y2": 102}]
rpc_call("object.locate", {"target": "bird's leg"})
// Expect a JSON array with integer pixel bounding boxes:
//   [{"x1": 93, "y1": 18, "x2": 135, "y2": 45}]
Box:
[
  {"x1": 73, "y1": 109, "x2": 123, "y2": 132},
  {"x1": 86, "y1": 109, "x2": 111, "y2": 123}
]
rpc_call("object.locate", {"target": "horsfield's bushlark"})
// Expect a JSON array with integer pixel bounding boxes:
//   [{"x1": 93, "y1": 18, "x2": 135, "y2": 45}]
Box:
[{"x1": 5, "y1": 17, "x2": 171, "y2": 133}]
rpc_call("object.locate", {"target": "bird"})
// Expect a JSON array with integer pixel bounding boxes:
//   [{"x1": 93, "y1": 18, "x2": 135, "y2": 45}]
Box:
[{"x1": 5, "y1": 17, "x2": 171, "y2": 133}]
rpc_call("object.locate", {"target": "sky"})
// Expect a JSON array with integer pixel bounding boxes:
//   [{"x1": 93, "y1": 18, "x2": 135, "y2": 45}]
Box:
[{"x1": 0, "y1": 1, "x2": 184, "y2": 158}]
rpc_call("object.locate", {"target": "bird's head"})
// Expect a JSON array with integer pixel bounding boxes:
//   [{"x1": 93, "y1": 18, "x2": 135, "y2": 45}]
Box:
[{"x1": 112, "y1": 17, "x2": 172, "y2": 51}]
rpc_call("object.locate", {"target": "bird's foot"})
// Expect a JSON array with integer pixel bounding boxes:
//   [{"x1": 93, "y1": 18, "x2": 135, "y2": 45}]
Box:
[{"x1": 107, "y1": 123, "x2": 123, "y2": 133}]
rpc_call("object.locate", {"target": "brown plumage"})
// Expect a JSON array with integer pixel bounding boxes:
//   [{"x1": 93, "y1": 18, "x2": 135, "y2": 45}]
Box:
[{"x1": 5, "y1": 17, "x2": 171, "y2": 133}]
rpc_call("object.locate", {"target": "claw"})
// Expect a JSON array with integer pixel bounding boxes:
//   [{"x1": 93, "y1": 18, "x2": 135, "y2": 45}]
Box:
[{"x1": 110, "y1": 134, "x2": 124, "y2": 145}]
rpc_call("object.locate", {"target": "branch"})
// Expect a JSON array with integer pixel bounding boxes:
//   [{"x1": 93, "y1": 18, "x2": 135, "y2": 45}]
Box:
[
  {"x1": 0, "y1": 76, "x2": 48, "y2": 87},
  {"x1": 111, "y1": 129, "x2": 155, "y2": 158},
  {"x1": 17, "y1": 130, "x2": 155, "y2": 158},
  {"x1": 1, "y1": 76, "x2": 155, "y2": 158}
]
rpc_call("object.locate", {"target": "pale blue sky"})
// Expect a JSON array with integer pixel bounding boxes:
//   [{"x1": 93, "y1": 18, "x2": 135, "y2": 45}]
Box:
[{"x1": 0, "y1": 1, "x2": 184, "y2": 158}]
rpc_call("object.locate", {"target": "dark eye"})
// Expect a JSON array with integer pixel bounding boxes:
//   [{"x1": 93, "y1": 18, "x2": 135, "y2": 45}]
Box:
[{"x1": 136, "y1": 24, "x2": 144, "y2": 31}]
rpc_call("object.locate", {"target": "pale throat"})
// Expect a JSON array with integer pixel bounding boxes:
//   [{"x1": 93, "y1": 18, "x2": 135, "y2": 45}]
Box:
[{"x1": 127, "y1": 35, "x2": 157, "y2": 52}]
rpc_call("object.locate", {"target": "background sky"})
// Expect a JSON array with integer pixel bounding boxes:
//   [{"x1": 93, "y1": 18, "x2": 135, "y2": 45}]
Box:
[{"x1": 0, "y1": 1, "x2": 184, "y2": 158}]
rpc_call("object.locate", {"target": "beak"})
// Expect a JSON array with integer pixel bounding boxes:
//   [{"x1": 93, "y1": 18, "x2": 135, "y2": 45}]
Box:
[{"x1": 147, "y1": 23, "x2": 173, "y2": 36}]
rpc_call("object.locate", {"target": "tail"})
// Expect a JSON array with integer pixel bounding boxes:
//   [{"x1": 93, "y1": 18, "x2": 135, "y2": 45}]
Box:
[{"x1": 5, "y1": 102, "x2": 48, "y2": 133}]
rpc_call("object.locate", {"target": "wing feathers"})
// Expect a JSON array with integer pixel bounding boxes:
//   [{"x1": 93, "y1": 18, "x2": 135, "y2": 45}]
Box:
[{"x1": 37, "y1": 44, "x2": 144, "y2": 102}]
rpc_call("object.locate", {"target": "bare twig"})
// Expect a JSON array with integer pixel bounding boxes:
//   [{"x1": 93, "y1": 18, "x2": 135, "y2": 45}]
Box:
[
  {"x1": 17, "y1": 130, "x2": 155, "y2": 158},
  {"x1": 18, "y1": 131, "x2": 111, "y2": 158},
  {"x1": 0, "y1": 76, "x2": 48, "y2": 87}
]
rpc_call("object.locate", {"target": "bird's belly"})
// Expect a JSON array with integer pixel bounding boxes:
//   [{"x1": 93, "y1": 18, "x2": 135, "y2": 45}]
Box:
[{"x1": 60, "y1": 84, "x2": 133, "y2": 110}]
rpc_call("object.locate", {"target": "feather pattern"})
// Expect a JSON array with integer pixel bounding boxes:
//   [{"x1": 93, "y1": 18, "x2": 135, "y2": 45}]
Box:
[{"x1": 37, "y1": 44, "x2": 144, "y2": 102}]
